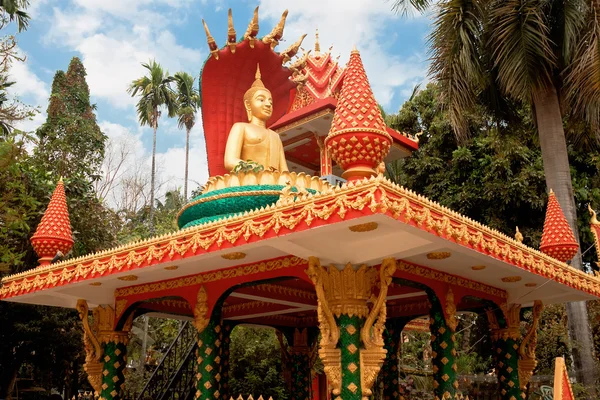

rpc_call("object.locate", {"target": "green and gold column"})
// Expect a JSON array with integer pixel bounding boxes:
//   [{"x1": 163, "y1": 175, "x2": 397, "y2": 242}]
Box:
[
  {"x1": 427, "y1": 289, "x2": 458, "y2": 400},
  {"x1": 218, "y1": 321, "x2": 233, "y2": 400},
  {"x1": 306, "y1": 257, "x2": 396, "y2": 400},
  {"x1": 193, "y1": 286, "x2": 223, "y2": 400},
  {"x1": 487, "y1": 305, "x2": 522, "y2": 400},
  {"x1": 76, "y1": 300, "x2": 132, "y2": 400},
  {"x1": 99, "y1": 332, "x2": 130, "y2": 400},
  {"x1": 279, "y1": 328, "x2": 316, "y2": 400},
  {"x1": 380, "y1": 319, "x2": 408, "y2": 400}
]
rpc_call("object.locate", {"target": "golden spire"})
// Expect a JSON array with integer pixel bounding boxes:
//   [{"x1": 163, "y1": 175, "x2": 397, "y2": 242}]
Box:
[
  {"x1": 263, "y1": 9, "x2": 288, "y2": 49},
  {"x1": 227, "y1": 9, "x2": 236, "y2": 53},
  {"x1": 315, "y1": 28, "x2": 321, "y2": 55},
  {"x1": 250, "y1": 64, "x2": 266, "y2": 89},
  {"x1": 202, "y1": 19, "x2": 219, "y2": 60},
  {"x1": 244, "y1": 6, "x2": 259, "y2": 48},
  {"x1": 352, "y1": 44, "x2": 359, "y2": 54},
  {"x1": 589, "y1": 204, "x2": 600, "y2": 225}
]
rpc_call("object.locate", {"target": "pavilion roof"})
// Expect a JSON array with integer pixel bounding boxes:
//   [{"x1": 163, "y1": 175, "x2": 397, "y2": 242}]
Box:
[{"x1": 2, "y1": 175, "x2": 599, "y2": 307}]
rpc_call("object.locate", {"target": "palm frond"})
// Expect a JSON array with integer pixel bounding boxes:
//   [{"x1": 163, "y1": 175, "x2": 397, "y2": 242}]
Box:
[
  {"x1": 428, "y1": 0, "x2": 486, "y2": 141},
  {"x1": 390, "y1": 0, "x2": 431, "y2": 15},
  {"x1": 488, "y1": 0, "x2": 556, "y2": 103},
  {"x1": 563, "y1": 1, "x2": 600, "y2": 134}
]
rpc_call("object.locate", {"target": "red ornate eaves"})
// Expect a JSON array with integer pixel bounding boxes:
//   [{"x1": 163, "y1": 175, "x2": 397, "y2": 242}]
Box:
[{"x1": 3, "y1": 177, "x2": 600, "y2": 299}]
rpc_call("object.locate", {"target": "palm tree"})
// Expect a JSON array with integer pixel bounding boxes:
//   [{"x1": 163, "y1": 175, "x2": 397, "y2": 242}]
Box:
[
  {"x1": 127, "y1": 60, "x2": 177, "y2": 235},
  {"x1": 173, "y1": 72, "x2": 200, "y2": 200},
  {"x1": 394, "y1": 0, "x2": 600, "y2": 393}
]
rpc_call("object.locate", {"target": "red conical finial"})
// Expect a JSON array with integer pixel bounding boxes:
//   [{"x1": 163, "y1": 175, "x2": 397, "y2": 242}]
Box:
[
  {"x1": 539, "y1": 189, "x2": 579, "y2": 262},
  {"x1": 30, "y1": 178, "x2": 74, "y2": 266},
  {"x1": 325, "y1": 47, "x2": 391, "y2": 181}
]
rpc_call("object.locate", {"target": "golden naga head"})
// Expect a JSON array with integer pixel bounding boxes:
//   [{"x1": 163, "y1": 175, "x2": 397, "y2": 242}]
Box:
[{"x1": 243, "y1": 64, "x2": 273, "y2": 122}]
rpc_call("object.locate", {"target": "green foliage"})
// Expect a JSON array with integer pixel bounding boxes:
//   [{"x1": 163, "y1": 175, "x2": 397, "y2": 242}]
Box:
[
  {"x1": 118, "y1": 189, "x2": 184, "y2": 243},
  {"x1": 128, "y1": 60, "x2": 177, "y2": 128},
  {"x1": 228, "y1": 326, "x2": 288, "y2": 400},
  {"x1": 0, "y1": 0, "x2": 30, "y2": 31},
  {"x1": 35, "y1": 58, "x2": 106, "y2": 182},
  {"x1": 387, "y1": 83, "x2": 547, "y2": 246}
]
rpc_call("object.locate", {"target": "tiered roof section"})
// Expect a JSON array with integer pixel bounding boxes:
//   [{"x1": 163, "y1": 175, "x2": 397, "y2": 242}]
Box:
[
  {"x1": 30, "y1": 178, "x2": 73, "y2": 266},
  {"x1": 540, "y1": 190, "x2": 579, "y2": 262}
]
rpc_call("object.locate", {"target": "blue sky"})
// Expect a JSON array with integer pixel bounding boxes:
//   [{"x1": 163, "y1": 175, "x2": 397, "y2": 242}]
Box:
[{"x1": 9, "y1": 0, "x2": 431, "y2": 204}]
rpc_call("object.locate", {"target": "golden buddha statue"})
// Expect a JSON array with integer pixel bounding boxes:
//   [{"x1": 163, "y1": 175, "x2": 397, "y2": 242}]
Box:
[{"x1": 224, "y1": 65, "x2": 289, "y2": 173}]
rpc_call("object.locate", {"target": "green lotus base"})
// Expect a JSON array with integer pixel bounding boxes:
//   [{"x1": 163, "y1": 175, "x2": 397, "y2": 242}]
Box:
[{"x1": 177, "y1": 185, "x2": 314, "y2": 229}]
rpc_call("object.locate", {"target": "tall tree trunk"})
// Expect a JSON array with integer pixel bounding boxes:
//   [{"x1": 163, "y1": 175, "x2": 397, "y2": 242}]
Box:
[
  {"x1": 149, "y1": 118, "x2": 157, "y2": 236},
  {"x1": 533, "y1": 84, "x2": 599, "y2": 397},
  {"x1": 184, "y1": 126, "x2": 190, "y2": 200}
]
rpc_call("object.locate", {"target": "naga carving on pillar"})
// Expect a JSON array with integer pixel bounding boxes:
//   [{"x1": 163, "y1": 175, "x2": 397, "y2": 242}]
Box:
[
  {"x1": 76, "y1": 299, "x2": 104, "y2": 394},
  {"x1": 306, "y1": 257, "x2": 342, "y2": 397},
  {"x1": 359, "y1": 258, "x2": 396, "y2": 400},
  {"x1": 193, "y1": 286, "x2": 209, "y2": 332},
  {"x1": 519, "y1": 300, "x2": 544, "y2": 390}
]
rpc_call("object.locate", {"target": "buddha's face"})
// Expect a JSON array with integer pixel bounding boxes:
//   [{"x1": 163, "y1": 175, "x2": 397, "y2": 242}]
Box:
[{"x1": 246, "y1": 89, "x2": 273, "y2": 121}]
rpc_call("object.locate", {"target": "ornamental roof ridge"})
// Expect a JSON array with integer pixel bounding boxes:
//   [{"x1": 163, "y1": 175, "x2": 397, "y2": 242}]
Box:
[{"x1": 3, "y1": 175, "x2": 600, "y2": 296}]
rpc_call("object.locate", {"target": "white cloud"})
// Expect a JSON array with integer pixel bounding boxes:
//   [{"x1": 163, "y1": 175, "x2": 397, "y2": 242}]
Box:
[
  {"x1": 7, "y1": 49, "x2": 49, "y2": 106},
  {"x1": 45, "y1": 2, "x2": 204, "y2": 109},
  {"x1": 258, "y1": 0, "x2": 429, "y2": 110}
]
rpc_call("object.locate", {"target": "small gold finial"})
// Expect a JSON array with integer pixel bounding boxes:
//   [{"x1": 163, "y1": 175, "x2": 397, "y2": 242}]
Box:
[
  {"x1": 352, "y1": 44, "x2": 359, "y2": 53},
  {"x1": 227, "y1": 9, "x2": 237, "y2": 53},
  {"x1": 549, "y1": 188, "x2": 554, "y2": 195},
  {"x1": 58, "y1": 176, "x2": 64, "y2": 184},
  {"x1": 202, "y1": 19, "x2": 219, "y2": 59},
  {"x1": 315, "y1": 28, "x2": 320, "y2": 54},
  {"x1": 244, "y1": 6, "x2": 260, "y2": 48},
  {"x1": 255, "y1": 64, "x2": 261, "y2": 80},
  {"x1": 515, "y1": 226, "x2": 523, "y2": 243}
]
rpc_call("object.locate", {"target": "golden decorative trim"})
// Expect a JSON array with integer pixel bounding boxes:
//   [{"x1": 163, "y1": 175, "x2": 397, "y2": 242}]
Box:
[
  {"x1": 444, "y1": 288, "x2": 458, "y2": 333},
  {"x1": 76, "y1": 300, "x2": 103, "y2": 394},
  {"x1": 360, "y1": 258, "x2": 395, "y2": 398},
  {"x1": 519, "y1": 300, "x2": 543, "y2": 390},
  {"x1": 89, "y1": 282, "x2": 102, "y2": 286},
  {"x1": 115, "y1": 256, "x2": 305, "y2": 298},
  {"x1": 396, "y1": 260, "x2": 507, "y2": 299},
  {"x1": 525, "y1": 283, "x2": 537, "y2": 287},
  {"x1": 471, "y1": 265, "x2": 486, "y2": 271},
  {"x1": 491, "y1": 304, "x2": 521, "y2": 341},
  {"x1": 306, "y1": 257, "x2": 342, "y2": 397},
  {"x1": 118, "y1": 275, "x2": 138, "y2": 281},
  {"x1": 221, "y1": 252, "x2": 246, "y2": 260},
  {"x1": 251, "y1": 283, "x2": 316, "y2": 300},
  {"x1": 164, "y1": 265, "x2": 179, "y2": 270},
  {"x1": 501, "y1": 276, "x2": 522, "y2": 283},
  {"x1": 348, "y1": 222, "x2": 378, "y2": 233},
  {"x1": 3, "y1": 176, "x2": 600, "y2": 300},
  {"x1": 426, "y1": 251, "x2": 452, "y2": 260},
  {"x1": 327, "y1": 127, "x2": 392, "y2": 142},
  {"x1": 199, "y1": 171, "x2": 330, "y2": 198},
  {"x1": 193, "y1": 286, "x2": 209, "y2": 332},
  {"x1": 115, "y1": 299, "x2": 128, "y2": 318},
  {"x1": 222, "y1": 300, "x2": 270, "y2": 314}
]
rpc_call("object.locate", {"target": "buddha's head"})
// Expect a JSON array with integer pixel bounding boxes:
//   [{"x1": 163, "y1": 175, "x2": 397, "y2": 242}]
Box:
[{"x1": 243, "y1": 64, "x2": 273, "y2": 122}]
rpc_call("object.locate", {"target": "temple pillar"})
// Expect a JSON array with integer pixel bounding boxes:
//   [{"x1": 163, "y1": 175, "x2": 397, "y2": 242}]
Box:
[
  {"x1": 306, "y1": 257, "x2": 396, "y2": 400},
  {"x1": 487, "y1": 302, "x2": 542, "y2": 400},
  {"x1": 380, "y1": 319, "x2": 409, "y2": 400},
  {"x1": 76, "y1": 300, "x2": 132, "y2": 400},
  {"x1": 278, "y1": 328, "x2": 316, "y2": 400},
  {"x1": 218, "y1": 321, "x2": 234, "y2": 400},
  {"x1": 316, "y1": 136, "x2": 332, "y2": 177},
  {"x1": 428, "y1": 289, "x2": 458, "y2": 400},
  {"x1": 193, "y1": 286, "x2": 223, "y2": 400}
]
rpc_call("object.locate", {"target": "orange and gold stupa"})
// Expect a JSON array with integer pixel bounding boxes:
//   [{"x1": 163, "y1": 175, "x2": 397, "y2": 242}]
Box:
[
  {"x1": 540, "y1": 190, "x2": 579, "y2": 262},
  {"x1": 324, "y1": 47, "x2": 391, "y2": 181},
  {"x1": 30, "y1": 178, "x2": 74, "y2": 266}
]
